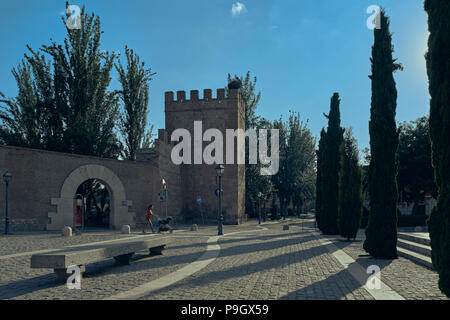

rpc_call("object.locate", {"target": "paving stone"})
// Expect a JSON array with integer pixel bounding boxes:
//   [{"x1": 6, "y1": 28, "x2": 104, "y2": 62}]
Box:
[{"x1": 0, "y1": 219, "x2": 447, "y2": 300}]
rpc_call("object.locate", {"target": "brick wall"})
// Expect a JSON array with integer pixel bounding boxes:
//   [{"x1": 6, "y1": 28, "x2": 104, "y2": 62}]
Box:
[
  {"x1": 0, "y1": 144, "x2": 183, "y2": 232},
  {"x1": 164, "y1": 88, "x2": 245, "y2": 224}
]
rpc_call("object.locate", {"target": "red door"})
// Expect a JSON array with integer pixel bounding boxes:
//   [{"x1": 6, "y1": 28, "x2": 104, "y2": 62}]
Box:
[{"x1": 75, "y1": 199, "x2": 83, "y2": 227}]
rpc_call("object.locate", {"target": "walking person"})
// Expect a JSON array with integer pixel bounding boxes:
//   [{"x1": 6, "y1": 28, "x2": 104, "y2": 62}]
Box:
[{"x1": 143, "y1": 205, "x2": 155, "y2": 233}]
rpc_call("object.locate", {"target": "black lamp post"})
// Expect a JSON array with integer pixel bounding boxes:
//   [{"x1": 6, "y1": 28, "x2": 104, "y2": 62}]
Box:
[
  {"x1": 3, "y1": 171, "x2": 12, "y2": 235},
  {"x1": 215, "y1": 164, "x2": 224, "y2": 236},
  {"x1": 258, "y1": 192, "x2": 263, "y2": 224},
  {"x1": 263, "y1": 197, "x2": 267, "y2": 222}
]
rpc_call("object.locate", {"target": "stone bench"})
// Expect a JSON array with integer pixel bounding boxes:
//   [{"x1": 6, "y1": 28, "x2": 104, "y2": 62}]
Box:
[{"x1": 30, "y1": 236, "x2": 173, "y2": 281}]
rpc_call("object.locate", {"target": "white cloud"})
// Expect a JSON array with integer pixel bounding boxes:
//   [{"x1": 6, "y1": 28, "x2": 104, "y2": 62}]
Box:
[{"x1": 231, "y1": 2, "x2": 247, "y2": 17}]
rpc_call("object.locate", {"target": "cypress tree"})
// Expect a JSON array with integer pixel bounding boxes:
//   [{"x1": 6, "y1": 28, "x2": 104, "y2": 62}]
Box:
[
  {"x1": 424, "y1": 0, "x2": 450, "y2": 297},
  {"x1": 363, "y1": 9, "x2": 402, "y2": 259},
  {"x1": 316, "y1": 128, "x2": 326, "y2": 231},
  {"x1": 338, "y1": 129, "x2": 362, "y2": 241},
  {"x1": 321, "y1": 93, "x2": 344, "y2": 235}
]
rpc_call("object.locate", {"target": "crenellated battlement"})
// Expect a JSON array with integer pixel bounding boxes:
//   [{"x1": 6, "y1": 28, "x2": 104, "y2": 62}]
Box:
[{"x1": 165, "y1": 88, "x2": 239, "y2": 104}]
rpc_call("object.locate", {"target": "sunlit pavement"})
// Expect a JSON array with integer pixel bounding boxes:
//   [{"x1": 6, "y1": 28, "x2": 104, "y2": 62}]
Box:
[{"x1": 0, "y1": 217, "x2": 447, "y2": 300}]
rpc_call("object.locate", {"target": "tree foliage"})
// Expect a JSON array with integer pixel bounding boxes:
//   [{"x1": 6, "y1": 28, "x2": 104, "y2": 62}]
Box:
[
  {"x1": 227, "y1": 72, "x2": 261, "y2": 129},
  {"x1": 227, "y1": 72, "x2": 272, "y2": 216},
  {"x1": 424, "y1": 0, "x2": 450, "y2": 297},
  {"x1": 338, "y1": 128, "x2": 363, "y2": 241},
  {"x1": 316, "y1": 128, "x2": 326, "y2": 230},
  {"x1": 363, "y1": 9, "x2": 402, "y2": 259},
  {"x1": 116, "y1": 46, "x2": 156, "y2": 160},
  {"x1": 320, "y1": 93, "x2": 344, "y2": 235},
  {"x1": 0, "y1": 3, "x2": 154, "y2": 161},
  {"x1": 272, "y1": 111, "x2": 316, "y2": 218},
  {"x1": 397, "y1": 116, "x2": 436, "y2": 203}
]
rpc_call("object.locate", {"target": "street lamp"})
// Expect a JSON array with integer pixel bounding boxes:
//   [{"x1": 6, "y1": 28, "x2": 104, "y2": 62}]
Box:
[
  {"x1": 215, "y1": 164, "x2": 225, "y2": 236},
  {"x1": 263, "y1": 196, "x2": 267, "y2": 222},
  {"x1": 3, "y1": 171, "x2": 12, "y2": 235},
  {"x1": 257, "y1": 192, "x2": 263, "y2": 224}
]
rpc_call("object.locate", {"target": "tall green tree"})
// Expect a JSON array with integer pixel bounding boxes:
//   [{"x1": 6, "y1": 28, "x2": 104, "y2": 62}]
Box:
[
  {"x1": 227, "y1": 72, "x2": 261, "y2": 129},
  {"x1": 286, "y1": 112, "x2": 316, "y2": 215},
  {"x1": 364, "y1": 9, "x2": 402, "y2": 259},
  {"x1": 272, "y1": 112, "x2": 316, "y2": 219},
  {"x1": 272, "y1": 116, "x2": 288, "y2": 219},
  {"x1": 321, "y1": 93, "x2": 344, "y2": 235},
  {"x1": 316, "y1": 128, "x2": 327, "y2": 230},
  {"x1": 397, "y1": 116, "x2": 436, "y2": 203},
  {"x1": 425, "y1": 0, "x2": 450, "y2": 297},
  {"x1": 338, "y1": 128, "x2": 363, "y2": 241},
  {"x1": 116, "y1": 46, "x2": 156, "y2": 160},
  {"x1": 0, "y1": 62, "x2": 50, "y2": 149},
  {"x1": 226, "y1": 72, "x2": 272, "y2": 216},
  {"x1": 0, "y1": 3, "x2": 121, "y2": 158}
]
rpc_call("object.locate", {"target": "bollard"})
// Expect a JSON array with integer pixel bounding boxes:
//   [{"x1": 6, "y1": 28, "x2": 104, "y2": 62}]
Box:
[
  {"x1": 62, "y1": 226, "x2": 72, "y2": 237},
  {"x1": 121, "y1": 225, "x2": 131, "y2": 234},
  {"x1": 190, "y1": 224, "x2": 198, "y2": 231}
]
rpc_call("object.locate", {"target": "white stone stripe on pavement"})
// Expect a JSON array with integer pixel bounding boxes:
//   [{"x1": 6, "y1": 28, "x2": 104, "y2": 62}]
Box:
[
  {"x1": 319, "y1": 239, "x2": 405, "y2": 300},
  {"x1": 104, "y1": 227, "x2": 268, "y2": 300},
  {"x1": 105, "y1": 235, "x2": 221, "y2": 300}
]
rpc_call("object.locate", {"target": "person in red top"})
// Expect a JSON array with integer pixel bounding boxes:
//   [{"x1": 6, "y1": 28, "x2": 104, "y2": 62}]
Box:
[{"x1": 143, "y1": 204, "x2": 155, "y2": 233}]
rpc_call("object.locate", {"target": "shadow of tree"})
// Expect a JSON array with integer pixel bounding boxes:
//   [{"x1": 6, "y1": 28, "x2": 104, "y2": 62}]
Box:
[
  {"x1": 279, "y1": 256, "x2": 394, "y2": 300},
  {"x1": 0, "y1": 229, "x2": 356, "y2": 300},
  {"x1": 0, "y1": 273, "x2": 60, "y2": 299},
  {"x1": 168, "y1": 230, "x2": 312, "y2": 251},
  {"x1": 142, "y1": 236, "x2": 351, "y2": 298}
]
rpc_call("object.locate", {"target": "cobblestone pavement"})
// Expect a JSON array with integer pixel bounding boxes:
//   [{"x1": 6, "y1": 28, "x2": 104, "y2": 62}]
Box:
[
  {"x1": 0, "y1": 219, "x2": 447, "y2": 300},
  {"x1": 326, "y1": 230, "x2": 448, "y2": 300},
  {"x1": 0, "y1": 232, "x2": 129, "y2": 256}
]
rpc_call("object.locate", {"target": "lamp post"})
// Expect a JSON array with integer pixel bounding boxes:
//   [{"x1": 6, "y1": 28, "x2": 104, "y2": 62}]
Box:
[
  {"x1": 258, "y1": 192, "x2": 263, "y2": 224},
  {"x1": 215, "y1": 164, "x2": 225, "y2": 236},
  {"x1": 162, "y1": 179, "x2": 168, "y2": 219},
  {"x1": 3, "y1": 171, "x2": 12, "y2": 235},
  {"x1": 273, "y1": 190, "x2": 279, "y2": 220},
  {"x1": 263, "y1": 197, "x2": 267, "y2": 222}
]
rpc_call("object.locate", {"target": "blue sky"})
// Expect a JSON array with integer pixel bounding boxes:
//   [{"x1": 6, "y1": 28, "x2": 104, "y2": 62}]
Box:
[{"x1": 0, "y1": 0, "x2": 430, "y2": 151}]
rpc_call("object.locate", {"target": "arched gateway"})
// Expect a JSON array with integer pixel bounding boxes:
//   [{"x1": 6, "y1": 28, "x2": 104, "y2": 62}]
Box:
[{"x1": 48, "y1": 164, "x2": 135, "y2": 230}]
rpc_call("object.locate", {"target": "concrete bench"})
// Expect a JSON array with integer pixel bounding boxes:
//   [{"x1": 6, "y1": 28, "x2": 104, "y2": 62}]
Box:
[{"x1": 30, "y1": 236, "x2": 173, "y2": 281}]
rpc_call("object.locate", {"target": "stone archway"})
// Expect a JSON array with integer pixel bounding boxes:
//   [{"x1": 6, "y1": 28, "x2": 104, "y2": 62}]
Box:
[{"x1": 47, "y1": 164, "x2": 135, "y2": 230}]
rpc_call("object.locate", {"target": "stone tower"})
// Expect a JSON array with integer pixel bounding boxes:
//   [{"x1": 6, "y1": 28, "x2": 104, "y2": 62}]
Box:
[{"x1": 165, "y1": 87, "x2": 245, "y2": 224}]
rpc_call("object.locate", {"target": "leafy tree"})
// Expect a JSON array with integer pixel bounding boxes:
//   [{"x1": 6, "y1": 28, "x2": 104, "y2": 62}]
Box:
[
  {"x1": 286, "y1": 112, "x2": 316, "y2": 215},
  {"x1": 397, "y1": 116, "x2": 436, "y2": 203},
  {"x1": 227, "y1": 72, "x2": 261, "y2": 129},
  {"x1": 272, "y1": 116, "x2": 288, "y2": 219},
  {"x1": 338, "y1": 128, "x2": 363, "y2": 241},
  {"x1": 1, "y1": 3, "x2": 122, "y2": 159},
  {"x1": 364, "y1": 9, "x2": 402, "y2": 259},
  {"x1": 116, "y1": 46, "x2": 156, "y2": 160},
  {"x1": 316, "y1": 128, "x2": 327, "y2": 230},
  {"x1": 361, "y1": 147, "x2": 371, "y2": 166},
  {"x1": 272, "y1": 112, "x2": 316, "y2": 219},
  {"x1": 321, "y1": 93, "x2": 344, "y2": 235},
  {"x1": 424, "y1": 0, "x2": 450, "y2": 297},
  {"x1": 0, "y1": 62, "x2": 50, "y2": 149},
  {"x1": 226, "y1": 72, "x2": 272, "y2": 216}
]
